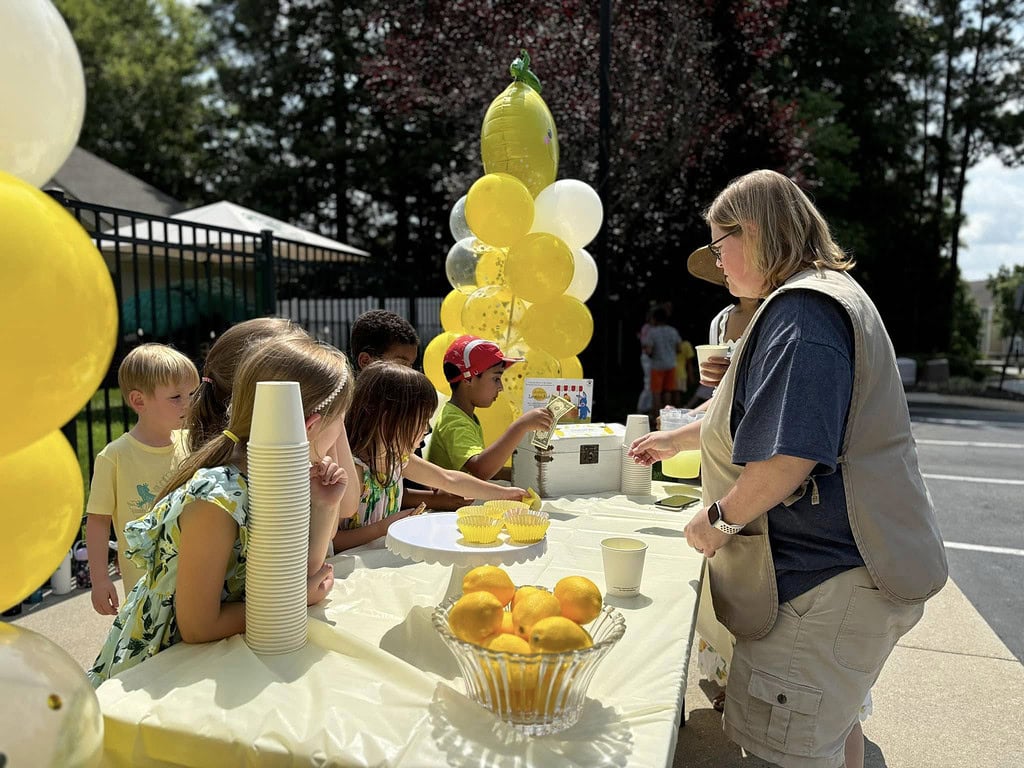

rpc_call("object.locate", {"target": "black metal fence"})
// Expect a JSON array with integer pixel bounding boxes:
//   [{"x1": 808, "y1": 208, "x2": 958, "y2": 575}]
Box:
[{"x1": 52, "y1": 193, "x2": 442, "y2": 485}]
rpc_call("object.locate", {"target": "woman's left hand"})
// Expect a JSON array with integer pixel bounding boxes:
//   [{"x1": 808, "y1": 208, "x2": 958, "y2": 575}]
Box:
[{"x1": 683, "y1": 505, "x2": 731, "y2": 558}]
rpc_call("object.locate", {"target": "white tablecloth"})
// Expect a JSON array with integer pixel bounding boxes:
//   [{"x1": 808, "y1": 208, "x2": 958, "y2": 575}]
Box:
[{"x1": 96, "y1": 482, "x2": 705, "y2": 767}]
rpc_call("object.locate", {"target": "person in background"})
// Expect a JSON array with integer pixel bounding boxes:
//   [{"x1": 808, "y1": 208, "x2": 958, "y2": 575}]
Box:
[
  {"x1": 333, "y1": 361, "x2": 528, "y2": 552},
  {"x1": 349, "y1": 309, "x2": 419, "y2": 369},
  {"x1": 642, "y1": 305, "x2": 682, "y2": 422},
  {"x1": 671, "y1": 336, "x2": 697, "y2": 407},
  {"x1": 86, "y1": 343, "x2": 199, "y2": 616},
  {"x1": 636, "y1": 305, "x2": 655, "y2": 414},
  {"x1": 425, "y1": 335, "x2": 553, "y2": 481},
  {"x1": 87, "y1": 336, "x2": 353, "y2": 686},
  {"x1": 187, "y1": 317, "x2": 360, "y2": 528},
  {"x1": 630, "y1": 170, "x2": 947, "y2": 768}
]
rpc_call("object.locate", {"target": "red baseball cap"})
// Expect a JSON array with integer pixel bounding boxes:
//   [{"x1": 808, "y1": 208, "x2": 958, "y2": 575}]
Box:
[{"x1": 444, "y1": 335, "x2": 523, "y2": 383}]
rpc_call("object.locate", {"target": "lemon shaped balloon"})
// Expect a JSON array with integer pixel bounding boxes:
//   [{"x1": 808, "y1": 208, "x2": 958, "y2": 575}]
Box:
[
  {"x1": 0, "y1": 171, "x2": 117, "y2": 456},
  {"x1": 465, "y1": 173, "x2": 534, "y2": 248},
  {"x1": 0, "y1": 431, "x2": 84, "y2": 610},
  {"x1": 481, "y1": 50, "x2": 559, "y2": 197},
  {"x1": 505, "y1": 232, "x2": 574, "y2": 304}
]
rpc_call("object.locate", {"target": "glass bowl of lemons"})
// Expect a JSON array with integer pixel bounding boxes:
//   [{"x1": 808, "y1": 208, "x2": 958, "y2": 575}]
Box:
[{"x1": 432, "y1": 570, "x2": 625, "y2": 736}]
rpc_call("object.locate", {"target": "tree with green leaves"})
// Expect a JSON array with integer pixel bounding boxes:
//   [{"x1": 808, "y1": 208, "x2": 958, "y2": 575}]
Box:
[{"x1": 54, "y1": 0, "x2": 215, "y2": 204}]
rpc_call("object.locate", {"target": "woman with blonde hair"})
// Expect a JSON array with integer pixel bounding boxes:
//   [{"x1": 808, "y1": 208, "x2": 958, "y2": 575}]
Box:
[{"x1": 631, "y1": 170, "x2": 947, "y2": 768}]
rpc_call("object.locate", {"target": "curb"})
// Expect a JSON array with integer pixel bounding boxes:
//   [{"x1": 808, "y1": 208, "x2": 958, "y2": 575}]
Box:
[{"x1": 906, "y1": 391, "x2": 1024, "y2": 413}]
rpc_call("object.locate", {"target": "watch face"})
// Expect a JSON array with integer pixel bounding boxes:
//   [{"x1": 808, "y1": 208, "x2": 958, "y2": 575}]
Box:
[{"x1": 707, "y1": 502, "x2": 721, "y2": 525}]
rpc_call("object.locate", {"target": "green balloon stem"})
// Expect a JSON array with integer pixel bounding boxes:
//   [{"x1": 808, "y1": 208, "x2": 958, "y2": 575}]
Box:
[{"x1": 509, "y1": 48, "x2": 542, "y2": 93}]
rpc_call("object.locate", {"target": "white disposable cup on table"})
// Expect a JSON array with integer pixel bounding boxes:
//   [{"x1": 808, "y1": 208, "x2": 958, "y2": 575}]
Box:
[{"x1": 601, "y1": 537, "x2": 648, "y2": 597}]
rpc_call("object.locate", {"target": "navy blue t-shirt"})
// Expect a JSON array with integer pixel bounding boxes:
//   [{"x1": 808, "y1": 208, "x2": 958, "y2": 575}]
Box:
[{"x1": 730, "y1": 289, "x2": 864, "y2": 604}]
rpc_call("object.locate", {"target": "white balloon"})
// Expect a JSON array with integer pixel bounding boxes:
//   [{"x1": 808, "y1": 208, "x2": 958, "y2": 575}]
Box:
[
  {"x1": 0, "y1": 624, "x2": 104, "y2": 767},
  {"x1": 0, "y1": 0, "x2": 86, "y2": 186},
  {"x1": 566, "y1": 247, "x2": 599, "y2": 303},
  {"x1": 530, "y1": 179, "x2": 604, "y2": 251},
  {"x1": 449, "y1": 194, "x2": 473, "y2": 242}
]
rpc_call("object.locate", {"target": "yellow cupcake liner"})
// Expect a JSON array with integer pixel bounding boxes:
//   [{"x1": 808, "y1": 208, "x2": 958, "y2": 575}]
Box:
[
  {"x1": 504, "y1": 511, "x2": 550, "y2": 543},
  {"x1": 456, "y1": 505, "x2": 504, "y2": 522},
  {"x1": 456, "y1": 515, "x2": 504, "y2": 544}
]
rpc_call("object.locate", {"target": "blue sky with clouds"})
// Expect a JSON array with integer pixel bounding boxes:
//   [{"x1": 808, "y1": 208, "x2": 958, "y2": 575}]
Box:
[{"x1": 961, "y1": 157, "x2": 1024, "y2": 282}]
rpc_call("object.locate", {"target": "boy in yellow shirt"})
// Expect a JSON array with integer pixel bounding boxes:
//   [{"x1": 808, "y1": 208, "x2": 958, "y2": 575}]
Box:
[
  {"x1": 426, "y1": 335, "x2": 553, "y2": 481},
  {"x1": 85, "y1": 343, "x2": 199, "y2": 615}
]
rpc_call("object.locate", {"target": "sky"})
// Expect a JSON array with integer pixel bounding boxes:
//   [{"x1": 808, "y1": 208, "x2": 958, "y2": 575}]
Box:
[{"x1": 960, "y1": 157, "x2": 1024, "y2": 282}]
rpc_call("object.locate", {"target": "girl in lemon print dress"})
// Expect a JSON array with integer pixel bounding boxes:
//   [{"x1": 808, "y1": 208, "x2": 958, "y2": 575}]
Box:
[
  {"x1": 332, "y1": 361, "x2": 527, "y2": 552},
  {"x1": 88, "y1": 336, "x2": 354, "y2": 686}
]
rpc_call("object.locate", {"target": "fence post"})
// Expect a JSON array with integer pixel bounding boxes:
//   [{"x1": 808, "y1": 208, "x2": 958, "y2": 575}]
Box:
[{"x1": 258, "y1": 229, "x2": 277, "y2": 316}]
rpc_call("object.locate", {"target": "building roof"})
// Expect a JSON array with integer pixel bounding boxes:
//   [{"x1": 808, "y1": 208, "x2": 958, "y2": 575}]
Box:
[{"x1": 44, "y1": 146, "x2": 184, "y2": 226}]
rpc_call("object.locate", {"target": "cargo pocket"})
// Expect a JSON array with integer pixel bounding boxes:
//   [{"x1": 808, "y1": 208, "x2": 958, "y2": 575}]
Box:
[
  {"x1": 746, "y1": 669, "x2": 822, "y2": 756},
  {"x1": 835, "y1": 585, "x2": 920, "y2": 673}
]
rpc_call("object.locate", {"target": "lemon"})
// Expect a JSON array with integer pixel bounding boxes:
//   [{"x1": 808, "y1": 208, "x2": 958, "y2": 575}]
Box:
[
  {"x1": 553, "y1": 575, "x2": 603, "y2": 625},
  {"x1": 525, "y1": 487, "x2": 543, "y2": 512},
  {"x1": 485, "y1": 633, "x2": 533, "y2": 654},
  {"x1": 511, "y1": 585, "x2": 542, "y2": 610},
  {"x1": 448, "y1": 591, "x2": 505, "y2": 645},
  {"x1": 511, "y1": 590, "x2": 561, "y2": 641},
  {"x1": 500, "y1": 612, "x2": 516, "y2": 635},
  {"x1": 529, "y1": 616, "x2": 594, "y2": 653},
  {"x1": 462, "y1": 565, "x2": 516, "y2": 607}
]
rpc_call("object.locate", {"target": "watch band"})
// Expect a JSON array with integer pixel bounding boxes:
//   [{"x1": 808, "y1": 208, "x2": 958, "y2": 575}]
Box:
[{"x1": 709, "y1": 500, "x2": 745, "y2": 535}]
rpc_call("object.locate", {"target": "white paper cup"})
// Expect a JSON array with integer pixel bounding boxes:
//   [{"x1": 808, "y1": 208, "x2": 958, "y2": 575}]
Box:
[
  {"x1": 601, "y1": 537, "x2": 648, "y2": 597},
  {"x1": 695, "y1": 344, "x2": 731, "y2": 368},
  {"x1": 249, "y1": 381, "x2": 307, "y2": 446}
]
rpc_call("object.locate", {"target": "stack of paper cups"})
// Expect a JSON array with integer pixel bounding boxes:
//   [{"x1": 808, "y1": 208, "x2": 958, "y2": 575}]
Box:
[
  {"x1": 245, "y1": 381, "x2": 311, "y2": 655},
  {"x1": 621, "y1": 414, "x2": 652, "y2": 495}
]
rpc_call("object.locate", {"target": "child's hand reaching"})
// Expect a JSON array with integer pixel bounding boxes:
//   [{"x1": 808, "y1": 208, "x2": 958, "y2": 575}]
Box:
[
  {"x1": 518, "y1": 407, "x2": 555, "y2": 433},
  {"x1": 306, "y1": 561, "x2": 334, "y2": 606},
  {"x1": 501, "y1": 487, "x2": 529, "y2": 502}
]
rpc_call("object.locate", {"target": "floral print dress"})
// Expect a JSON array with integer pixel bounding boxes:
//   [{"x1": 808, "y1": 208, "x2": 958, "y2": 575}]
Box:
[
  {"x1": 338, "y1": 456, "x2": 405, "y2": 530},
  {"x1": 87, "y1": 466, "x2": 249, "y2": 687}
]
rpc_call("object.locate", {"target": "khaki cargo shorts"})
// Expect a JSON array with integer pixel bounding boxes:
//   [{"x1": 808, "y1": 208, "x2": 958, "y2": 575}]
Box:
[{"x1": 723, "y1": 566, "x2": 923, "y2": 768}]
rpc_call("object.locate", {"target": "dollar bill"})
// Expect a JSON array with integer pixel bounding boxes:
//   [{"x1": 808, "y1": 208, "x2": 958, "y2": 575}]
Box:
[{"x1": 532, "y1": 395, "x2": 576, "y2": 451}]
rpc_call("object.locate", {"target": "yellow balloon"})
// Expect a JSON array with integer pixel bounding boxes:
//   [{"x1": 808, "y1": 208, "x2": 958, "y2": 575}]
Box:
[
  {"x1": 501, "y1": 340, "x2": 561, "y2": 408},
  {"x1": 475, "y1": 246, "x2": 512, "y2": 299},
  {"x1": 0, "y1": 172, "x2": 117, "y2": 456},
  {"x1": 559, "y1": 355, "x2": 584, "y2": 379},
  {"x1": 478, "y1": 394, "x2": 515, "y2": 468},
  {"x1": 0, "y1": 431, "x2": 84, "y2": 610},
  {"x1": 520, "y1": 296, "x2": 594, "y2": 359},
  {"x1": 481, "y1": 80, "x2": 559, "y2": 197},
  {"x1": 440, "y1": 290, "x2": 468, "y2": 334},
  {"x1": 465, "y1": 173, "x2": 534, "y2": 248},
  {"x1": 423, "y1": 331, "x2": 458, "y2": 397},
  {"x1": 461, "y1": 285, "x2": 526, "y2": 342},
  {"x1": 505, "y1": 232, "x2": 574, "y2": 304}
]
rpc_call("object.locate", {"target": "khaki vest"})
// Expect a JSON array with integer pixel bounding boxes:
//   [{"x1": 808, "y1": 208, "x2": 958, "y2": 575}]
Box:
[{"x1": 700, "y1": 269, "x2": 948, "y2": 640}]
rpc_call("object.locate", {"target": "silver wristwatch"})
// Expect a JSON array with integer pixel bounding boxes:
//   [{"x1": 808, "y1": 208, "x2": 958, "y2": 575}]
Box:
[{"x1": 708, "y1": 500, "x2": 744, "y2": 534}]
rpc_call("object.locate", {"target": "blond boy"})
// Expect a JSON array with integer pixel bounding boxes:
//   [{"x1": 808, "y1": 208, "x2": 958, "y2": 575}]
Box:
[{"x1": 86, "y1": 343, "x2": 199, "y2": 615}]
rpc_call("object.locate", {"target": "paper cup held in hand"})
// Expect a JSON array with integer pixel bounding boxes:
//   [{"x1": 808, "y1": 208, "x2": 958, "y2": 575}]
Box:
[
  {"x1": 601, "y1": 537, "x2": 648, "y2": 598},
  {"x1": 249, "y1": 381, "x2": 307, "y2": 446},
  {"x1": 695, "y1": 344, "x2": 731, "y2": 368}
]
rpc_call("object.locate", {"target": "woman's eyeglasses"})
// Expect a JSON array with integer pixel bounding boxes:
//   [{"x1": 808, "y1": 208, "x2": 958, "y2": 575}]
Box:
[{"x1": 707, "y1": 228, "x2": 740, "y2": 263}]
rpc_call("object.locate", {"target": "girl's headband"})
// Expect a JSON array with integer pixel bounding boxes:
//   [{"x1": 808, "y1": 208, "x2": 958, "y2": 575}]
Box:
[{"x1": 312, "y1": 367, "x2": 349, "y2": 413}]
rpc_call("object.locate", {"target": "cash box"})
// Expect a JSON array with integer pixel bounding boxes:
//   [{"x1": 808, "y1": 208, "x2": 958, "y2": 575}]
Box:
[{"x1": 512, "y1": 422, "x2": 626, "y2": 498}]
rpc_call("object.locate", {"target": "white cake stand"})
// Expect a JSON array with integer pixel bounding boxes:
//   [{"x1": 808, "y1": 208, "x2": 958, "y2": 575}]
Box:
[{"x1": 385, "y1": 513, "x2": 548, "y2": 601}]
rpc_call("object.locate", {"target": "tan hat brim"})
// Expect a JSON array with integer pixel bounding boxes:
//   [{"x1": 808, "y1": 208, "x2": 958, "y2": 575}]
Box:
[{"x1": 687, "y1": 246, "x2": 726, "y2": 286}]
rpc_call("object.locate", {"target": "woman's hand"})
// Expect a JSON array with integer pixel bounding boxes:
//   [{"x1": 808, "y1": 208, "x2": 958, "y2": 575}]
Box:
[
  {"x1": 683, "y1": 506, "x2": 731, "y2": 558},
  {"x1": 628, "y1": 430, "x2": 681, "y2": 466},
  {"x1": 306, "y1": 561, "x2": 335, "y2": 605},
  {"x1": 310, "y1": 456, "x2": 348, "y2": 513},
  {"x1": 699, "y1": 356, "x2": 731, "y2": 387}
]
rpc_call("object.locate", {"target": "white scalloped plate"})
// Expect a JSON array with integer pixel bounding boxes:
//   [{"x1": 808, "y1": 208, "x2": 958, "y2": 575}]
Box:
[{"x1": 385, "y1": 512, "x2": 547, "y2": 569}]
